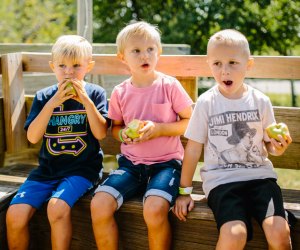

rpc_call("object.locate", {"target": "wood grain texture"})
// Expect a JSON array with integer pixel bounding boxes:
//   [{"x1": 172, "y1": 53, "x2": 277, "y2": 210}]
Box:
[{"x1": 21, "y1": 53, "x2": 300, "y2": 79}]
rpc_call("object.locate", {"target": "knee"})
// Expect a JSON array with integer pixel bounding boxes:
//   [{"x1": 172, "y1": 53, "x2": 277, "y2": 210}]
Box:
[
  {"x1": 265, "y1": 225, "x2": 291, "y2": 248},
  {"x1": 143, "y1": 197, "x2": 169, "y2": 226},
  {"x1": 90, "y1": 192, "x2": 117, "y2": 223},
  {"x1": 6, "y1": 206, "x2": 30, "y2": 230},
  {"x1": 47, "y1": 199, "x2": 71, "y2": 224},
  {"x1": 218, "y1": 222, "x2": 247, "y2": 249}
]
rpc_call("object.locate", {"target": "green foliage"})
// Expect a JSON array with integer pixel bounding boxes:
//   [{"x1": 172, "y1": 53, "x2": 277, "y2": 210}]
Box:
[
  {"x1": 0, "y1": 0, "x2": 76, "y2": 43},
  {"x1": 93, "y1": 0, "x2": 300, "y2": 55}
]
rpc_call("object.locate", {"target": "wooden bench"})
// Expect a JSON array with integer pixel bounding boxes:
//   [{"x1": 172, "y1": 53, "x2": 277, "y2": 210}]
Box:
[{"x1": 0, "y1": 52, "x2": 299, "y2": 249}]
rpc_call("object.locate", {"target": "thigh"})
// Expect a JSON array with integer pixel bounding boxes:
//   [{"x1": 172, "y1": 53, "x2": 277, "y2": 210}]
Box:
[
  {"x1": 249, "y1": 179, "x2": 286, "y2": 226},
  {"x1": 94, "y1": 157, "x2": 144, "y2": 209},
  {"x1": 208, "y1": 182, "x2": 253, "y2": 239},
  {"x1": 10, "y1": 179, "x2": 56, "y2": 209},
  {"x1": 51, "y1": 175, "x2": 92, "y2": 208},
  {"x1": 146, "y1": 160, "x2": 181, "y2": 206}
]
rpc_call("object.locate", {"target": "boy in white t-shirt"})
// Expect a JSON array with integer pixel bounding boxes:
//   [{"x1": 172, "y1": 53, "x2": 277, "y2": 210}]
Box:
[
  {"x1": 91, "y1": 21, "x2": 193, "y2": 249},
  {"x1": 173, "y1": 29, "x2": 293, "y2": 249}
]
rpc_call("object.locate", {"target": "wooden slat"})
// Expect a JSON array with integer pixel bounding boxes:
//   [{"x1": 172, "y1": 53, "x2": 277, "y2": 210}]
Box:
[
  {"x1": 1, "y1": 53, "x2": 27, "y2": 153},
  {"x1": 0, "y1": 98, "x2": 5, "y2": 167},
  {"x1": 21, "y1": 53, "x2": 300, "y2": 79}
]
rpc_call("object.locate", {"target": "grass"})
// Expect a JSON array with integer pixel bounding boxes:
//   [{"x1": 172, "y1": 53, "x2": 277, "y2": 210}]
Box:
[{"x1": 267, "y1": 93, "x2": 300, "y2": 107}]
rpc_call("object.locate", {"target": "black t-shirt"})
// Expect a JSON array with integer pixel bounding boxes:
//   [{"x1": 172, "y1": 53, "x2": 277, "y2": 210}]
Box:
[{"x1": 24, "y1": 82, "x2": 110, "y2": 183}]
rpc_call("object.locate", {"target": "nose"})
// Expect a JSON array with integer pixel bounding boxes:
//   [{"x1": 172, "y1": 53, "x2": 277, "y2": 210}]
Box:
[
  {"x1": 140, "y1": 51, "x2": 149, "y2": 60},
  {"x1": 222, "y1": 65, "x2": 230, "y2": 75},
  {"x1": 64, "y1": 66, "x2": 74, "y2": 75}
]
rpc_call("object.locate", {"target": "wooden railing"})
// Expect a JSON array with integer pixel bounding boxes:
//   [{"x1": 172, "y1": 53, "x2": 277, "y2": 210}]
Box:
[{"x1": 0, "y1": 53, "x2": 300, "y2": 250}]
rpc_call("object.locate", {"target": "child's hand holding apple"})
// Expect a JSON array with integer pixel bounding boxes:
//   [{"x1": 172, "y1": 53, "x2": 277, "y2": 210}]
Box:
[{"x1": 265, "y1": 122, "x2": 292, "y2": 155}]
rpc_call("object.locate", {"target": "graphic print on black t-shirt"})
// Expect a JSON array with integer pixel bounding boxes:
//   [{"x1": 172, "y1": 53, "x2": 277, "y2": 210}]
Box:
[
  {"x1": 207, "y1": 109, "x2": 264, "y2": 168},
  {"x1": 45, "y1": 104, "x2": 87, "y2": 156}
]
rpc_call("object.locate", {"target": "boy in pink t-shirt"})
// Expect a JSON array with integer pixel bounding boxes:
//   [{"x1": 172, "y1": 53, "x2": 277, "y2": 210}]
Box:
[{"x1": 91, "y1": 21, "x2": 193, "y2": 249}]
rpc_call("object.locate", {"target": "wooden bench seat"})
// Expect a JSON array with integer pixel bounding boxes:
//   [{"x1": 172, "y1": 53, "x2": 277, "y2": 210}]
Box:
[{"x1": 0, "y1": 53, "x2": 300, "y2": 249}]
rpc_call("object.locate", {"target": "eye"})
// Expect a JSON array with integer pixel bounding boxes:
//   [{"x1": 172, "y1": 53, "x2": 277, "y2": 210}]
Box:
[
  {"x1": 230, "y1": 61, "x2": 238, "y2": 65},
  {"x1": 58, "y1": 64, "x2": 66, "y2": 68},
  {"x1": 132, "y1": 49, "x2": 140, "y2": 53},
  {"x1": 147, "y1": 47, "x2": 154, "y2": 52},
  {"x1": 213, "y1": 62, "x2": 221, "y2": 66},
  {"x1": 73, "y1": 64, "x2": 80, "y2": 68}
]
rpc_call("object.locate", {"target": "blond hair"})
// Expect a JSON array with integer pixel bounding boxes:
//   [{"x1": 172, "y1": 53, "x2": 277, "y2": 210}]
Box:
[
  {"x1": 116, "y1": 21, "x2": 162, "y2": 54},
  {"x1": 51, "y1": 35, "x2": 93, "y2": 63},
  {"x1": 207, "y1": 29, "x2": 251, "y2": 57}
]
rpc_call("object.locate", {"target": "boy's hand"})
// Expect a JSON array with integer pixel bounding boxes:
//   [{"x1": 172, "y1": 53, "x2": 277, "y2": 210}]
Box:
[
  {"x1": 172, "y1": 195, "x2": 194, "y2": 222},
  {"x1": 64, "y1": 79, "x2": 89, "y2": 104},
  {"x1": 265, "y1": 130, "x2": 292, "y2": 156},
  {"x1": 134, "y1": 120, "x2": 160, "y2": 143},
  {"x1": 48, "y1": 80, "x2": 74, "y2": 108}
]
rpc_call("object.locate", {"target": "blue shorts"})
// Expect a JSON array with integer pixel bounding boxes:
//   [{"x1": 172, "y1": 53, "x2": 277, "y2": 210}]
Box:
[
  {"x1": 10, "y1": 176, "x2": 93, "y2": 209},
  {"x1": 94, "y1": 155, "x2": 181, "y2": 209}
]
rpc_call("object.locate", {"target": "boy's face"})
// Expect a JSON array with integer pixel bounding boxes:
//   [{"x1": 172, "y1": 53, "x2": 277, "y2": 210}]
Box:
[
  {"x1": 49, "y1": 57, "x2": 94, "y2": 83},
  {"x1": 119, "y1": 35, "x2": 160, "y2": 77},
  {"x1": 207, "y1": 43, "x2": 253, "y2": 99}
]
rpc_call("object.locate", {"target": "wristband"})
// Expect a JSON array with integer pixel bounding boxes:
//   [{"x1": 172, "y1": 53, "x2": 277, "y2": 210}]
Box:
[
  {"x1": 179, "y1": 186, "x2": 193, "y2": 195},
  {"x1": 119, "y1": 129, "x2": 125, "y2": 143}
]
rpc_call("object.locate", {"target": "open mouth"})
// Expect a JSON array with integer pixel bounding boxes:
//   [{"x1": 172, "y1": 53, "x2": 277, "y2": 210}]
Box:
[
  {"x1": 223, "y1": 80, "x2": 233, "y2": 86},
  {"x1": 142, "y1": 63, "x2": 149, "y2": 68}
]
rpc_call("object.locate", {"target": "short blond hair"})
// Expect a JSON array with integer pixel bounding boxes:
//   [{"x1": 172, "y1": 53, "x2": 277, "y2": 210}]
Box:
[
  {"x1": 116, "y1": 21, "x2": 162, "y2": 54},
  {"x1": 51, "y1": 35, "x2": 93, "y2": 62},
  {"x1": 207, "y1": 29, "x2": 251, "y2": 57}
]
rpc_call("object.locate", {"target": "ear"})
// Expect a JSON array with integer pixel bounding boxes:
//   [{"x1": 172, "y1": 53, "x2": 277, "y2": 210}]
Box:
[
  {"x1": 87, "y1": 61, "x2": 95, "y2": 73},
  {"x1": 49, "y1": 61, "x2": 55, "y2": 71},
  {"x1": 247, "y1": 57, "x2": 254, "y2": 70},
  {"x1": 117, "y1": 53, "x2": 124, "y2": 61}
]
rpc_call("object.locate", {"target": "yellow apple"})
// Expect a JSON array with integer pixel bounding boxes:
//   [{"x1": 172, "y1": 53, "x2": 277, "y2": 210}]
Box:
[
  {"x1": 266, "y1": 122, "x2": 289, "y2": 141},
  {"x1": 65, "y1": 81, "x2": 77, "y2": 96},
  {"x1": 125, "y1": 119, "x2": 144, "y2": 139}
]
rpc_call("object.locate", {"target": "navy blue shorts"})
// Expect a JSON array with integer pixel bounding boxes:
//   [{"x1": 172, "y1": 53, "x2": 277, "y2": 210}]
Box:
[
  {"x1": 94, "y1": 155, "x2": 182, "y2": 209},
  {"x1": 10, "y1": 176, "x2": 93, "y2": 209},
  {"x1": 207, "y1": 178, "x2": 289, "y2": 241}
]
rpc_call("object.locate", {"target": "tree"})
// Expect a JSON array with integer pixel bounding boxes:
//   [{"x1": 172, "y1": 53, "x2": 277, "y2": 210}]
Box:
[
  {"x1": 93, "y1": 0, "x2": 300, "y2": 55},
  {"x1": 0, "y1": 0, "x2": 76, "y2": 43}
]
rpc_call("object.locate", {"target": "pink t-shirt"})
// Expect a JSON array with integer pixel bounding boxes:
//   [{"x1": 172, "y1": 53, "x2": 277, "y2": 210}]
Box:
[{"x1": 108, "y1": 73, "x2": 193, "y2": 165}]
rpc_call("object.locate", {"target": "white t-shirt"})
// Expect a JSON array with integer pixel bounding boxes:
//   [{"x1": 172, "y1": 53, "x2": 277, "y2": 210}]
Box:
[{"x1": 185, "y1": 85, "x2": 277, "y2": 197}]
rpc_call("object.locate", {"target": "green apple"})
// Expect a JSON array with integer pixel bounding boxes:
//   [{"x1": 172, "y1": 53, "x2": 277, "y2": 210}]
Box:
[
  {"x1": 125, "y1": 119, "x2": 144, "y2": 139},
  {"x1": 266, "y1": 122, "x2": 289, "y2": 141},
  {"x1": 65, "y1": 81, "x2": 77, "y2": 96}
]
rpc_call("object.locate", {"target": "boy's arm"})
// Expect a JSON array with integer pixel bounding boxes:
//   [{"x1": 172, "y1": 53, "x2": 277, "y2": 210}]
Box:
[
  {"x1": 137, "y1": 105, "x2": 193, "y2": 142},
  {"x1": 27, "y1": 84, "x2": 72, "y2": 144},
  {"x1": 82, "y1": 97, "x2": 108, "y2": 140},
  {"x1": 173, "y1": 140, "x2": 203, "y2": 221}
]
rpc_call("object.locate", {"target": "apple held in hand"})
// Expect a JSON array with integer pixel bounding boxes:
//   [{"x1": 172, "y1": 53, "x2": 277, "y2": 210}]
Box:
[
  {"x1": 65, "y1": 80, "x2": 77, "y2": 96},
  {"x1": 125, "y1": 119, "x2": 144, "y2": 139},
  {"x1": 266, "y1": 122, "x2": 289, "y2": 141}
]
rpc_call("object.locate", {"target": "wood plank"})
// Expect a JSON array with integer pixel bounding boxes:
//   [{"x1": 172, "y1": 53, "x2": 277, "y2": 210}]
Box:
[
  {"x1": 0, "y1": 98, "x2": 5, "y2": 167},
  {"x1": 21, "y1": 53, "x2": 300, "y2": 79},
  {"x1": 1, "y1": 53, "x2": 27, "y2": 153}
]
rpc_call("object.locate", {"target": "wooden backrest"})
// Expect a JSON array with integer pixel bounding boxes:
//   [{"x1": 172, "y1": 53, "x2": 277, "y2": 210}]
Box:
[{"x1": 1, "y1": 52, "x2": 300, "y2": 170}]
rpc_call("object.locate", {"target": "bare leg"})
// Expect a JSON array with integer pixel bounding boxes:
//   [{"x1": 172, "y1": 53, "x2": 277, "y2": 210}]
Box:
[
  {"x1": 216, "y1": 221, "x2": 247, "y2": 250},
  {"x1": 263, "y1": 216, "x2": 291, "y2": 250},
  {"x1": 47, "y1": 198, "x2": 72, "y2": 250},
  {"x1": 143, "y1": 196, "x2": 171, "y2": 250},
  {"x1": 6, "y1": 204, "x2": 36, "y2": 250},
  {"x1": 91, "y1": 192, "x2": 118, "y2": 250}
]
